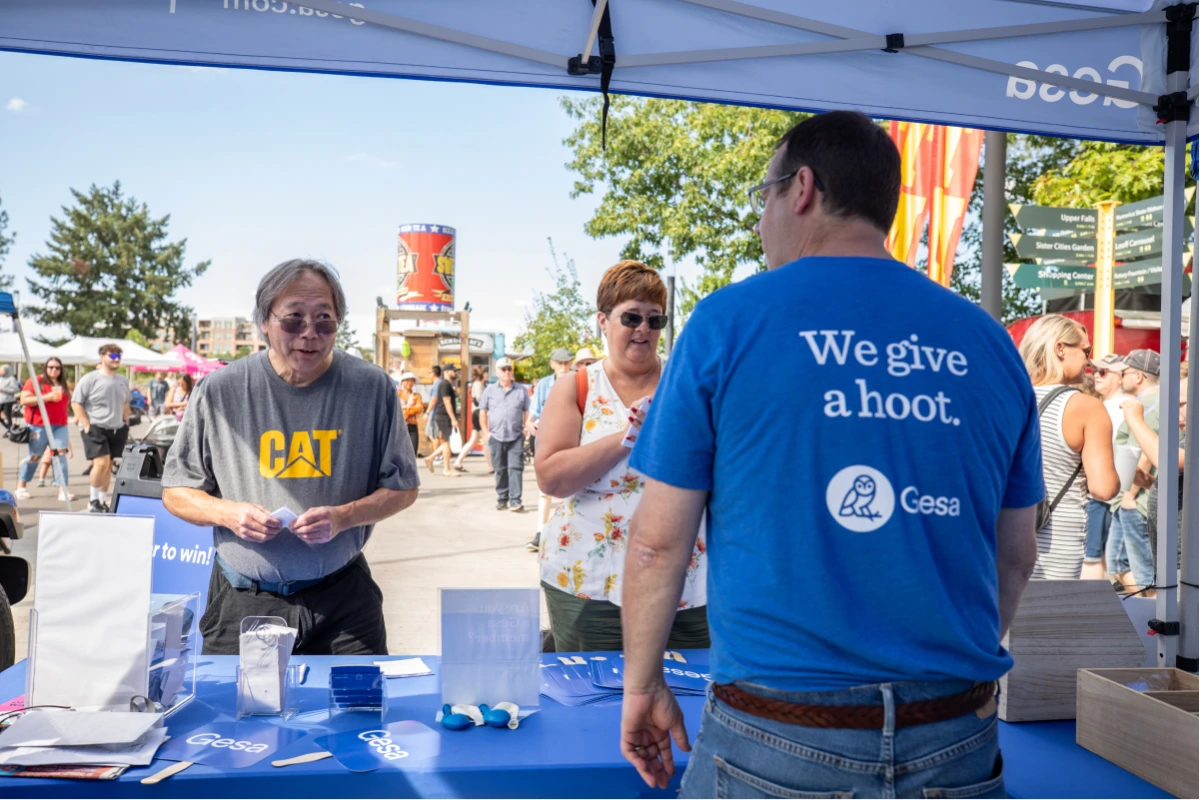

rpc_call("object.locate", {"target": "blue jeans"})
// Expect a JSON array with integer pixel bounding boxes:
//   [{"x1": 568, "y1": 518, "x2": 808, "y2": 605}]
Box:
[
  {"x1": 20, "y1": 424, "x2": 69, "y2": 486},
  {"x1": 1084, "y1": 498, "x2": 1111, "y2": 563},
  {"x1": 489, "y1": 437, "x2": 524, "y2": 507},
  {"x1": 1105, "y1": 506, "x2": 1155, "y2": 588},
  {"x1": 680, "y1": 680, "x2": 1004, "y2": 799}
]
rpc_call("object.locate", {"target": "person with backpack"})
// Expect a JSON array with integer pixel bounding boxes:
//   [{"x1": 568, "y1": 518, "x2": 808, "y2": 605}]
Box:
[
  {"x1": 1018, "y1": 315, "x2": 1120, "y2": 579},
  {"x1": 534, "y1": 260, "x2": 708, "y2": 652}
]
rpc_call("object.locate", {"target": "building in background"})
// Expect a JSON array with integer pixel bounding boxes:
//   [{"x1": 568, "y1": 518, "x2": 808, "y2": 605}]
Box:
[{"x1": 149, "y1": 316, "x2": 267, "y2": 357}]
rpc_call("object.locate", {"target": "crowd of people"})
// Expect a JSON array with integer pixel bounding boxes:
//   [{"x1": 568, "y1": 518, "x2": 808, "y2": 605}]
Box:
[
  {"x1": 2, "y1": 350, "x2": 200, "y2": 512},
  {"x1": 1019, "y1": 315, "x2": 1188, "y2": 597}
]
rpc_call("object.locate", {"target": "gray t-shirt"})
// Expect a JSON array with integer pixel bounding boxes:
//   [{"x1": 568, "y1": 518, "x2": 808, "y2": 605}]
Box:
[
  {"x1": 162, "y1": 350, "x2": 421, "y2": 582},
  {"x1": 71, "y1": 370, "x2": 131, "y2": 429}
]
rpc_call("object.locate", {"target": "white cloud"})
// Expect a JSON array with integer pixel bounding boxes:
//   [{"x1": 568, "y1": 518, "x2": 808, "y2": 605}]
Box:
[
  {"x1": 5, "y1": 97, "x2": 28, "y2": 113},
  {"x1": 345, "y1": 152, "x2": 398, "y2": 170}
]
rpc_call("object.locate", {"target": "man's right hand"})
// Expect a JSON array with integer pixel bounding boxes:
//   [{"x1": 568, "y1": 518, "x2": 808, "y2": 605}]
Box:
[{"x1": 223, "y1": 502, "x2": 283, "y2": 543}]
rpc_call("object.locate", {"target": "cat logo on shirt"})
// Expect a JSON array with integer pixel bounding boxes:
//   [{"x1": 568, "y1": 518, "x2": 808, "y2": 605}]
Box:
[{"x1": 259, "y1": 430, "x2": 340, "y2": 479}]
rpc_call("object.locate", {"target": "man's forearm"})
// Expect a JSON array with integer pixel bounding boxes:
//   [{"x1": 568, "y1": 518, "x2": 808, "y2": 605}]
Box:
[
  {"x1": 997, "y1": 561, "x2": 1033, "y2": 639},
  {"x1": 339, "y1": 486, "x2": 418, "y2": 530},
  {"x1": 163, "y1": 486, "x2": 232, "y2": 529},
  {"x1": 622, "y1": 481, "x2": 705, "y2": 692},
  {"x1": 71, "y1": 403, "x2": 90, "y2": 428}
]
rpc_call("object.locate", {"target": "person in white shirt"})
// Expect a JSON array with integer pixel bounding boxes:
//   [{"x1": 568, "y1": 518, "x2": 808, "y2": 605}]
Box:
[{"x1": 1082, "y1": 353, "x2": 1129, "y2": 579}]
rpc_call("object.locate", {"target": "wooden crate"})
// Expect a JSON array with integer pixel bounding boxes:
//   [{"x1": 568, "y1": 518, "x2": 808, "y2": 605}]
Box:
[
  {"x1": 1077, "y1": 668, "x2": 1198, "y2": 798},
  {"x1": 998, "y1": 580, "x2": 1147, "y2": 722}
]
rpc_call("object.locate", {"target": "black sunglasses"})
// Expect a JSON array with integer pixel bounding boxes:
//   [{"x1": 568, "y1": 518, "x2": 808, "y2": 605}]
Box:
[
  {"x1": 273, "y1": 313, "x2": 338, "y2": 336},
  {"x1": 619, "y1": 311, "x2": 669, "y2": 331}
]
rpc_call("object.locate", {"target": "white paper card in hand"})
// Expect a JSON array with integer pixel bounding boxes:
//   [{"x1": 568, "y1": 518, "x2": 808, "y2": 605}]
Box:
[
  {"x1": 375, "y1": 658, "x2": 433, "y2": 678},
  {"x1": 31, "y1": 513, "x2": 154, "y2": 711},
  {"x1": 271, "y1": 506, "x2": 299, "y2": 530}
]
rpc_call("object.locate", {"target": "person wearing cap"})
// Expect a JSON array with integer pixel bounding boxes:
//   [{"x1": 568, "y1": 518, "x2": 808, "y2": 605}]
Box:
[
  {"x1": 480, "y1": 357, "x2": 531, "y2": 512},
  {"x1": 1107, "y1": 348, "x2": 1162, "y2": 594},
  {"x1": 397, "y1": 371, "x2": 424, "y2": 458},
  {"x1": 527, "y1": 348, "x2": 575, "y2": 549},
  {"x1": 1082, "y1": 352, "x2": 1131, "y2": 579},
  {"x1": 574, "y1": 347, "x2": 598, "y2": 369}
]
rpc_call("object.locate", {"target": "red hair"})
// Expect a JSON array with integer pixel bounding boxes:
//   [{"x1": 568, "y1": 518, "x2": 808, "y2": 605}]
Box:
[{"x1": 596, "y1": 260, "x2": 666, "y2": 314}]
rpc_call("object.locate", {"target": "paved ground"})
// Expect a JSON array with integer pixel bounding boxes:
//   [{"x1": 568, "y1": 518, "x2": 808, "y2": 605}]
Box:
[{"x1": 1, "y1": 421, "x2": 549, "y2": 658}]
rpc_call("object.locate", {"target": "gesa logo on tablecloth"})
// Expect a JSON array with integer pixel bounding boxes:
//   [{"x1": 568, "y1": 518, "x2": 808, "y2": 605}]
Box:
[
  {"x1": 185, "y1": 732, "x2": 271, "y2": 753},
  {"x1": 358, "y1": 730, "x2": 410, "y2": 761},
  {"x1": 258, "y1": 430, "x2": 340, "y2": 478}
]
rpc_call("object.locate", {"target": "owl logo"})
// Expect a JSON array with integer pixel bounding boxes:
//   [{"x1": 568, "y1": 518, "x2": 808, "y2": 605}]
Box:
[
  {"x1": 826, "y1": 466, "x2": 895, "y2": 532},
  {"x1": 838, "y1": 475, "x2": 881, "y2": 520}
]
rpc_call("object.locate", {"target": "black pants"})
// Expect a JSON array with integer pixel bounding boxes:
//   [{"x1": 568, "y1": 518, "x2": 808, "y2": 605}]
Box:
[
  {"x1": 542, "y1": 581, "x2": 710, "y2": 652},
  {"x1": 0, "y1": 402, "x2": 14, "y2": 430},
  {"x1": 199, "y1": 553, "x2": 388, "y2": 656},
  {"x1": 407, "y1": 423, "x2": 420, "y2": 458}
]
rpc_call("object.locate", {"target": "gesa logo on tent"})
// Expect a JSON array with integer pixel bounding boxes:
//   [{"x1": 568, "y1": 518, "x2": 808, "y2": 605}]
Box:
[
  {"x1": 259, "y1": 430, "x2": 340, "y2": 478},
  {"x1": 1006, "y1": 56, "x2": 1142, "y2": 107}
]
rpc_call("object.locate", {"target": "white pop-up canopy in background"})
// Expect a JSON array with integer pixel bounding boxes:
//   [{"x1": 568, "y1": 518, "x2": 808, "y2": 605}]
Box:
[{"x1": 0, "y1": 0, "x2": 1194, "y2": 668}]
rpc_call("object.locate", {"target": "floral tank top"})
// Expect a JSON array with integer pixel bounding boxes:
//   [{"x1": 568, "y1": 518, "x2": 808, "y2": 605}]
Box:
[{"x1": 539, "y1": 359, "x2": 707, "y2": 608}]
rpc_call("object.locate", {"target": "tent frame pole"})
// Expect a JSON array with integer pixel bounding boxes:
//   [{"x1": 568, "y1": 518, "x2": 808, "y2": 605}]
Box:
[
  {"x1": 1153, "y1": 8, "x2": 1192, "y2": 668},
  {"x1": 981, "y1": 130, "x2": 1007, "y2": 322}
]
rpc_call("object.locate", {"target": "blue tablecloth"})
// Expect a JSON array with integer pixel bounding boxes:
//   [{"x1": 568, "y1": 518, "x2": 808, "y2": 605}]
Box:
[{"x1": 0, "y1": 654, "x2": 1169, "y2": 798}]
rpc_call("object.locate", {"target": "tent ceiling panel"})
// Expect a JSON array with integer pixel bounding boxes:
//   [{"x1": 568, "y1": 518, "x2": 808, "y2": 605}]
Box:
[{"x1": 0, "y1": 0, "x2": 1191, "y2": 142}]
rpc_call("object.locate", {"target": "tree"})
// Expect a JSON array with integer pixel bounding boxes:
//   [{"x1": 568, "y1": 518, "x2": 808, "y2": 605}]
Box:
[
  {"x1": 26, "y1": 182, "x2": 209, "y2": 342},
  {"x1": 335, "y1": 319, "x2": 360, "y2": 351},
  {"x1": 563, "y1": 96, "x2": 804, "y2": 315},
  {"x1": 0, "y1": 195, "x2": 14, "y2": 292},
  {"x1": 514, "y1": 238, "x2": 603, "y2": 379}
]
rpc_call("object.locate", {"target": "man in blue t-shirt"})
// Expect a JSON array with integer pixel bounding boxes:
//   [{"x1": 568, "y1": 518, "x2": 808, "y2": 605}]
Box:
[{"x1": 618, "y1": 111, "x2": 1043, "y2": 798}]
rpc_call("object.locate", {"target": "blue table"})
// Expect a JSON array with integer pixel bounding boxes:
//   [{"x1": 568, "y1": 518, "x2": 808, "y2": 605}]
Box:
[{"x1": 0, "y1": 655, "x2": 1169, "y2": 798}]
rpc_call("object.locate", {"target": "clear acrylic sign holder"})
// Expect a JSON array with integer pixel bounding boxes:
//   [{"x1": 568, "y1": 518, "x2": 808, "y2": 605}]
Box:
[
  {"x1": 236, "y1": 616, "x2": 299, "y2": 720},
  {"x1": 26, "y1": 592, "x2": 198, "y2": 716},
  {"x1": 439, "y1": 588, "x2": 541, "y2": 709}
]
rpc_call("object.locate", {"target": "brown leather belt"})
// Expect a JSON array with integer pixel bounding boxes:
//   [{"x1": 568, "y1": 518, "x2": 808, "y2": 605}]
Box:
[{"x1": 712, "y1": 681, "x2": 997, "y2": 730}]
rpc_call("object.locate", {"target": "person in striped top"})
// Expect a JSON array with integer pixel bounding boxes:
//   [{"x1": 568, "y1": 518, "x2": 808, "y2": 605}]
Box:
[{"x1": 1018, "y1": 315, "x2": 1119, "y2": 580}]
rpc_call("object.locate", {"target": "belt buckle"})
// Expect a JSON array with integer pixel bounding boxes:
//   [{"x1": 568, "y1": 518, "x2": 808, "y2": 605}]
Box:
[{"x1": 275, "y1": 580, "x2": 296, "y2": 596}]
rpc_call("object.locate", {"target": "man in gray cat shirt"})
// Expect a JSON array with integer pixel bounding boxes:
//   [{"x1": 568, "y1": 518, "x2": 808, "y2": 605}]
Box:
[{"x1": 163, "y1": 259, "x2": 420, "y2": 655}]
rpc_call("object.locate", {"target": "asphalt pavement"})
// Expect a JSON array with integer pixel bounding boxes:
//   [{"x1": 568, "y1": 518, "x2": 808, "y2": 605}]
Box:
[{"x1": 1, "y1": 420, "x2": 548, "y2": 657}]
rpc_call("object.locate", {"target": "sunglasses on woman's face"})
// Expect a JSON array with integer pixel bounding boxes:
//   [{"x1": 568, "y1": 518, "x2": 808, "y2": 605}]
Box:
[
  {"x1": 618, "y1": 311, "x2": 669, "y2": 331},
  {"x1": 46, "y1": 366, "x2": 62, "y2": 371}
]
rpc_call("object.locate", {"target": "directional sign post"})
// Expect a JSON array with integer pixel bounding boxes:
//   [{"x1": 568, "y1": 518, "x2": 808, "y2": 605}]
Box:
[
  {"x1": 1093, "y1": 201, "x2": 1117, "y2": 356},
  {"x1": 1009, "y1": 204, "x2": 1097, "y2": 234},
  {"x1": 1009, "y1": 233, "x2": 1097, "y2": 262},
  {"x1": 1113, "y1": 187, "x2": 1196, "y2": 232},
  {"x1": 1113, "y1": 229, "x2": 1163, "y2": 261},
  {"x1": 1006, "y1": 263, "x2": 1096, "y2": 290}
]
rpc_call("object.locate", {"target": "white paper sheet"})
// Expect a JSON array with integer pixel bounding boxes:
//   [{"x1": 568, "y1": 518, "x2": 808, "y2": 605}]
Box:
[
  {"x1": 375, "y1": 658, "x2": 433, "y2": 678},
  {"x1": 270, "y1": 506, "x2": 299, "y2": 530},
  {"x1": 0, "y1": 727, "x2": 167, "y2": 767},
  {"x1": 239, "y1": 624, "x2": 296, "y2": 714},
  {"x1": 0, "y1": 710, "x2": 162, "y2": 748},
  {"x1": 31, "y1": 513, "x2": 155, "y2": 711}
]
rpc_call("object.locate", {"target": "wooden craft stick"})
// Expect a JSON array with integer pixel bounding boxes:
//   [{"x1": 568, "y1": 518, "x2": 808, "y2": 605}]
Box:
[
  {"x1": 272, "y1": 751, "x2": 333, "y2": 768},
  {"x1": 140, "y1": 761, "x2": 193, "y2": 784},
  {"x1": 671, "y1": 651, "x2": 687, "y2": 663},
  {"x1": 570, "y1": 656, "x2": 586, "y2": 665}
]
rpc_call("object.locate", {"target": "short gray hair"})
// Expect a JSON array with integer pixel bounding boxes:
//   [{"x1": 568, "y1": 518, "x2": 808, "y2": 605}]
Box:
[{"x1": 254, "y1": 259, "x2": 347, "y2": 328}]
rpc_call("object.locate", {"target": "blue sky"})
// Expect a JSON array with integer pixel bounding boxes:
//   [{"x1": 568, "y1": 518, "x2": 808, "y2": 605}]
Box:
[{"x1": 0, "y1": 50, "x2": 714, "y2": 347}]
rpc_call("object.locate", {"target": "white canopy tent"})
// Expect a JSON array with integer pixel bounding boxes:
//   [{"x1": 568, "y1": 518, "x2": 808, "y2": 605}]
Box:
[
  {"x1": 0, "y1": 333, "x2": 60, "y2": 365},
  {"x1": 53, "y1": 336, "x2": 182, "y2": 369},
  {"x1": 0, "y1": 0, "x2": 1194, "y2": 668}
]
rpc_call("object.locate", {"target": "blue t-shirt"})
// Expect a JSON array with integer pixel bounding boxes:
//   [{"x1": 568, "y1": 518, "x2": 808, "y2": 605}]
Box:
[{"x1": 630, "y1": 257, "x2": 1045, "y2": 692}]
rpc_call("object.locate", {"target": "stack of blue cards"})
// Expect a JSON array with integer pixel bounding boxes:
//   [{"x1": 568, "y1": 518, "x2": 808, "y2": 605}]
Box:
[
  {"x1": 330, "y1": 665, "x2": 386, "y2": 713},
  {"x1": 540, "y1": 658, "x2": 711, "y2": 707}
]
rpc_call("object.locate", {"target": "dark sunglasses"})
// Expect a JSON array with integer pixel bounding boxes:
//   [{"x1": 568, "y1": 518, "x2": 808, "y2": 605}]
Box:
[
  {"x1": 273, "y1": 313, "x2": 338, "y2": 336},
  {"x1": 46, "y1": 366, "x2": 62, "y2": 371},
  {"x1": 1094, "y1": 368, "x2": 1112, "y2": 378},
  {"x1": 498, "y1": 366, "x2": 513, "y2": 372},
  {"x1": 619, "y1": 311, "x2": 669, "y2": 331}
]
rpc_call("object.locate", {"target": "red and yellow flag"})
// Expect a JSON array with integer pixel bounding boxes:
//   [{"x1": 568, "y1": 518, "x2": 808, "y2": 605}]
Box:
[{"x1": 887, "y1": 122, "x2": 984, "y2": 287}]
